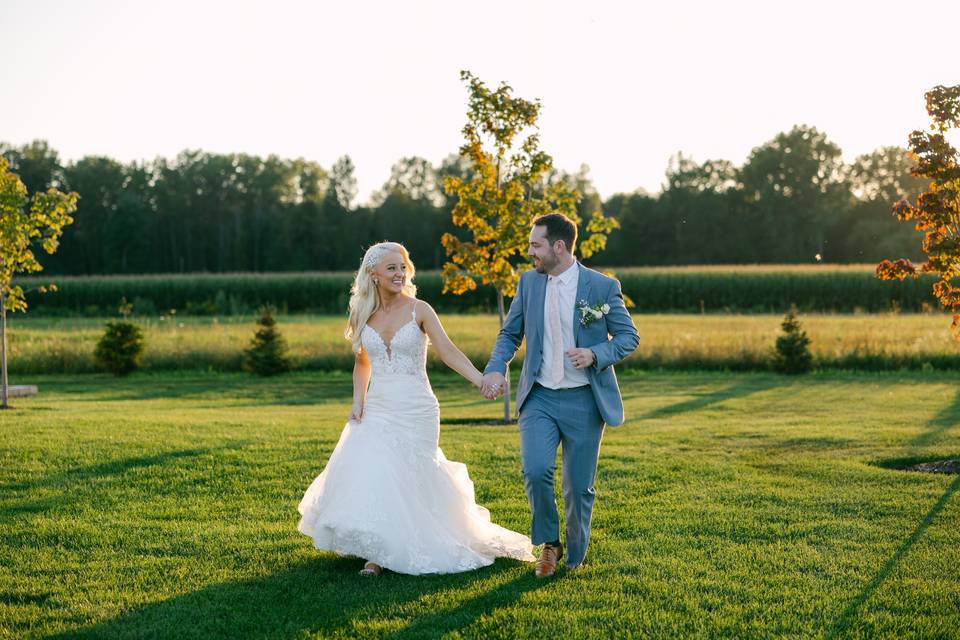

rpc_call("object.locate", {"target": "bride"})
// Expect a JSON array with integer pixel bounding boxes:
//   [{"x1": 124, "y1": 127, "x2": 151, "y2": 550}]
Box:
[{"x1": 297, "y1": 242, "x2": 535, "y2": 576}]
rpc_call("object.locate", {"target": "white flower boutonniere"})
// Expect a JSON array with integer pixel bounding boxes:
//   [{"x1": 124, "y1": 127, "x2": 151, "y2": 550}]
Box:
[{"x1": 577, "y1": 299, "x2": 611, "y2": 327}]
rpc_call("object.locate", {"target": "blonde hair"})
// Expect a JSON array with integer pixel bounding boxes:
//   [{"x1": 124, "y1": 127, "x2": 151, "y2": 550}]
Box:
[{"x1": 345, "y1": 242, "x2": 418, "y2": 354}]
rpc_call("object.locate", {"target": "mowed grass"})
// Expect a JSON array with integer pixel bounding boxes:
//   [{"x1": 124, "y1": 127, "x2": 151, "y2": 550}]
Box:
[
  {"x1": 7, "y1": 312, "x2": 960, "y2": 375},
  {"x1": 1, "y1": 371, "x2": 959, "y2": 639}
]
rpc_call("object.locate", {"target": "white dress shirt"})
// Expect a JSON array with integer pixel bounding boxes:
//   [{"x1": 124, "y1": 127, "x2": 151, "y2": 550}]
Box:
[{"x1": 536, "y1": 261, "x2": 589, "y2": 389}]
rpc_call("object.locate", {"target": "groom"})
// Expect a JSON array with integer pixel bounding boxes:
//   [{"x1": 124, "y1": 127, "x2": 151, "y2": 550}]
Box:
[{"x1": 481, "y1": 213, "x2": 639, "y2": 577}]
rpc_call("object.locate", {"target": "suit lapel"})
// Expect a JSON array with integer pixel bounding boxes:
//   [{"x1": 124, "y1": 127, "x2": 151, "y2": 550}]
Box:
[{"x1": 573, "y1": 261, "x2": 592, "y2": 344}]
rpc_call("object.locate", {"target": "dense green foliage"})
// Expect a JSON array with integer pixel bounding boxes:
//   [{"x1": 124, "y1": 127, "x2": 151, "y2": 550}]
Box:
[
  {"x1": 0, "y1": 157, "x2": 77, "y2": 406},
  {"x1": 0, "y1": 157, "x2": 77, "y2": 313},
  {"x1": 0, "y1": 130, "x2": 926, "y2": 276},
  {"x1": 1, "y1": 371, "x2": 957, "y2": 638},
  {"x1": 774, "y1": 308, "x2": 813, "y2": 374},
  {"x1": 93, "y1": 320, "x2": 145, "y2": 375},
  {"x1": 242, "y1": 306, "x2": 291, "y2": 376},
  {"x1": 14, "y1": 267, "x2": 938, "y2": 316}
]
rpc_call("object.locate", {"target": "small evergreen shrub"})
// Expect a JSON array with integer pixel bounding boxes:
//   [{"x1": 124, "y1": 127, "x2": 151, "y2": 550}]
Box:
[
  {"x1": 243, "y1": 305, "x2": 291, "y2": 376},
  {"x1": 94, "y1": 321, "x2": 146, "y2": 376},
  {"x1": 774, "y1": 307, "x2": 813, "y2": 374}
]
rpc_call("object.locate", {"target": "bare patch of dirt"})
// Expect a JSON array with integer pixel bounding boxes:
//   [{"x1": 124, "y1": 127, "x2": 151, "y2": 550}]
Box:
[{"x1": 904, "y1": 460, "x2": 960, "y2": 474}]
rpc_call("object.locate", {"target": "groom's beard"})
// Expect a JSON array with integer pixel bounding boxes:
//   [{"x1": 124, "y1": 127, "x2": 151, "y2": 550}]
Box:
[{"x1": 533, "y1": 251, "x2": 559, "y2": 274}]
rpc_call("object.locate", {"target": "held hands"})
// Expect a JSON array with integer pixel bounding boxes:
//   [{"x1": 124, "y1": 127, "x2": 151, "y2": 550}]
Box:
[
  {"x1": 479, "y1": 350, "x2": 593, "y2": 400},
  {"x1": 480, "y1": 372, "x2": 506, "y2": 400},
  {"x1": 349, "y1": 399, "x2": 364, "y2": 423}
]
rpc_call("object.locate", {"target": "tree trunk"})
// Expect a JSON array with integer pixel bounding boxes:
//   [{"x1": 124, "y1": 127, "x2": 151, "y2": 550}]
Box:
[
  {"x1": 497, "y1": 289, "x2": 511, "y2": 423},
  {"x1": 1, "y1": 290, "x2": 8, "y2": 410}
]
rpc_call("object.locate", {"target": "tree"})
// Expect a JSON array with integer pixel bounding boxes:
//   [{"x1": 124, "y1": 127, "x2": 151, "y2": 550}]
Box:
[
  {"x1": 371, "y1": 192, "x2": 446, "y2": 268},
  {"x1": 837, "y1": 146, "x2": 927, "y2": 262},
  {"x1": 0, "y1": 140, "x2": 65, "y2": 194},
  {"x1": 848, "y1": 146, "x2": 929, "y2": 204},
  {"x1": 661, "y1": 153, "x2": 743, "y2": 263},
  {"x1": 774, "y1": 307, "x2": 813, "y2": 374},
  {"x1": 441, "y1": 70, "x2": 618, "y2": 421},
  {"x1": 0, "y1": 158, "x2": 77, "y2": 408},
  {"x1": 370, "y1": 156, "x2": 444, "y2": 208},
  {"x1": 273, "y1": 158, "x2": 329, "y2": 271},
  {"x1": 739, "y1": 125, "x2": 850, "y2": 262},
  {"x1": 330, "y1": 155, "x2": 359, "y2": 210},
  {"x1": 94, "y1": 301, "x2": 146, "y2": 376},
  {"x1": 369, "y1": 157, "x2": 449, "y2": 268},
  {"x1": 243, "y1": 305, "x2": 292, "y2": 376},
  {"x1": 318, "y1": 160, "x2": 368, "y2": 271},
  {"x1": 61, "y1": 156, "x2": 127, "y2": 274},
  {"x1": 601, "y1": 191, "x2": 665, "y2": 265},
  {"x1": 877, "y1": 84, "x2": 960, "y2": 332},
  {"x1": 544, "y1": 164, "x2": 606, "y2": 238}
]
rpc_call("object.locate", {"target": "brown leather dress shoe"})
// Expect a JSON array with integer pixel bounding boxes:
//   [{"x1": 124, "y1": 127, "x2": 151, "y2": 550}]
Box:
[{"x1": 534, "y1": 543, "x2": 563, "y2": 578}]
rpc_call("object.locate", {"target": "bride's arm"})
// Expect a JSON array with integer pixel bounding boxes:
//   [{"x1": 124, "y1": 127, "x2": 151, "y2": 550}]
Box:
[
  {"x1": 416, "y1": 301, "x2": 483, "y2": 388},
  {"x1": 349, "y1": 348, "x2": 372, "y2": 422}
]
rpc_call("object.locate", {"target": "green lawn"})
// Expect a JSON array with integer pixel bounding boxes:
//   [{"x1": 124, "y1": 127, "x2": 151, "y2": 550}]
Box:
[{"x1": 1, "y1": 371, "x2": 958, "y2": 639}]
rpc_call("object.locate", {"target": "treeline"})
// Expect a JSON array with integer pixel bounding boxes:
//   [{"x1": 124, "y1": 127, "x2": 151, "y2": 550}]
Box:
[{"x1": 1, "y1": 126, "x2": 925, "y2": 275}]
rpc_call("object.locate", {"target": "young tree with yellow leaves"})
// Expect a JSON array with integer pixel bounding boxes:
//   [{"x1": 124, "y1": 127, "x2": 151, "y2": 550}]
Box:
[
  {"x1": 0, "y1": 158, "x2": 77, "y2": 408},
  {"x1": 442, "y1": 71, "x2": 619, "y2": 421}
]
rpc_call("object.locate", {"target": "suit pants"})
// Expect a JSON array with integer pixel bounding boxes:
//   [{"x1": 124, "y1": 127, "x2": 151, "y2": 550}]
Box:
[{"x1": 518, "y1": 383, "x2": 605, "y2": 567}]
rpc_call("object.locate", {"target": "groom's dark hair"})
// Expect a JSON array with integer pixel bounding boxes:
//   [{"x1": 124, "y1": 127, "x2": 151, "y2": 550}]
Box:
[{"x1": 533, "y1": 213, "x2": 577, "y2": 254}]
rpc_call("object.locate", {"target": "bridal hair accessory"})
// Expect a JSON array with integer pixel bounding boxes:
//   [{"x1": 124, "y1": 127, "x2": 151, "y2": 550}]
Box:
[{"x1": 363, "y1": 244, "x2": 396, "y2": 270}]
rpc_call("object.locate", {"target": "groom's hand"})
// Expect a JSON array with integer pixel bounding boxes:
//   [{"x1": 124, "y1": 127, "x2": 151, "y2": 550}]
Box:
[
  {"x1": 480, "y1": 372, "x2": 506, "y2": 399},
  {"x1": 566, "y1": 347, "x2": 595, "y2": 369}
]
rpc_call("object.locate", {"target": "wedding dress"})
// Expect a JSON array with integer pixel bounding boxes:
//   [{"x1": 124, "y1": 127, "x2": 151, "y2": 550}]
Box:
[{"x1": 297, "y1": 303, "x2": 535, "y2": 575}]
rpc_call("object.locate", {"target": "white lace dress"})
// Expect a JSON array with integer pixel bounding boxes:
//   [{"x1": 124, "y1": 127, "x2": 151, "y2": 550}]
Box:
[{"x1": 297, "y1": 304, "x2": 535, "y2": 575}]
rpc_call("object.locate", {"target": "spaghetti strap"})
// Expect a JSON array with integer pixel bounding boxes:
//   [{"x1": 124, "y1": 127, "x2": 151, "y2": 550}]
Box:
[{"x1": 411, "y1": 300, "x2": 418, "y2": 324}]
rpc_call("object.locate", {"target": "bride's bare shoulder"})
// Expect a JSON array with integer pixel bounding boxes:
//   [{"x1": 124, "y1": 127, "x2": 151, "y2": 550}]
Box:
[
  {"x1": 412, "y1": 297, "x2": 438, "y2": 312},
  {"x1": 411, "y1": 298, "x2": 439, "y2": 326}
]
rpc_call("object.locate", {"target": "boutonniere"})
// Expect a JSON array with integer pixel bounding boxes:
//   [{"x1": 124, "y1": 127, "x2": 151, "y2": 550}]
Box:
[{"x1": 577, "y1": 299, "x2": 610, "y2": 327}]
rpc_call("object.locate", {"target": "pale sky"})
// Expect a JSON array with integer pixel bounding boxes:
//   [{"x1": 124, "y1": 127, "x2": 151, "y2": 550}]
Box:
[{"x1": 3, "y1": 0, "x2": 959, "y2": 203}]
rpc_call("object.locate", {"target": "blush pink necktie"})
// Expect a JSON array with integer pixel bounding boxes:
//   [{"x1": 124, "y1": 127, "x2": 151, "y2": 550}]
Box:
[{"x1": 547, "y1": 276, "x2": 564, "y2": 386}]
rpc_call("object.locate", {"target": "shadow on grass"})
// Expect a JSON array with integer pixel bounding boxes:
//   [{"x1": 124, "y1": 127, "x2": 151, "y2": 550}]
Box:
[
  {"x1": 0, "y1": 446, "x2": 251, "y2": 519},
  {"x1": 764, "y1": 436, "x2": 857, "y2": 450},
  {"x1": 870, "y1": 451, "x2": 960, "y2": 472},
  {"x1": 825, "y1": 473, "x2": 960, "y2": 639},
  {"x1": 637, "y1": 377, "x2": 785, "y2": 421},
  {"x1": 48, "y1": 373, "x2": 486, "y2": 409},
  {"x1": 1, "y1": 448, "x2": 220, "y2": 494},
  {"x1": 443, "y1": 418, "x2": 515, "y2": 427},
  {"x1": 47, "y1": 557, "x2": 544, "y2": 640},
  {"x1": 50, "y1": 374, "x2": 355, "y2": 406},
  {"x1": 18, "y1": 372, "x2": 518, "y2": 417},
  {"x1": 912, "y1": 388, "x2": 960, "y2": 448},
  {"x1": 0, "y1": 591, "x2": 51, "y2": 606}
]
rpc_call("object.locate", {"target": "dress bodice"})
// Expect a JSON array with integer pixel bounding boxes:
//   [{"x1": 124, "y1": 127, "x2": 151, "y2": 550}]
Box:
[{"x1": 361, "y1": 304, "x2": 428, "y2": 379}]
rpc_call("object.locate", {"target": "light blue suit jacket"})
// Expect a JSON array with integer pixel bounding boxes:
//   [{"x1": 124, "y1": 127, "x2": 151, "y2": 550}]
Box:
[{"x1": 483, "y1": 262, "x2": 640, "y2": 426}]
